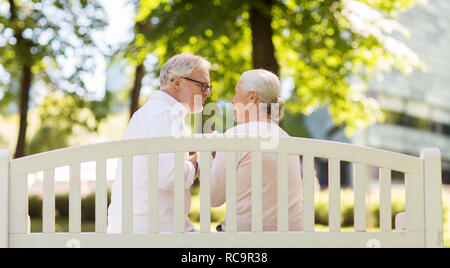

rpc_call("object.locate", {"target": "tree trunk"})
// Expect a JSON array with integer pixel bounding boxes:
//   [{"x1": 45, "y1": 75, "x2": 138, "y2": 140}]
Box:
[
  {"x1": 250, "y1": 0, "x2": 284, "y2": 127},
  {"x1": 14, "y1": 66, "x2": 32, "y2": 159},
  {"x1": 249, "y1": 0, "x2": 279, "y2": 76},
  {"x1": 10, "y1": 0, "x2": 33, "y2": 158},
  {"x1": 130, "y1": 64, "x2": 145, "y2": 119}
]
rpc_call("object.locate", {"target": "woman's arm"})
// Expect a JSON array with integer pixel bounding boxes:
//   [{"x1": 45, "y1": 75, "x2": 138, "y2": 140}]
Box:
[{"x1": 210, "y1": 151, "x2": 227, "y2": 207}]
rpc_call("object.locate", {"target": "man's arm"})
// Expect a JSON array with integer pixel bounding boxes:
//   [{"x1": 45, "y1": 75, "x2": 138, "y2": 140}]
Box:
[{"x1": 146, "y1": 111, "x2": 197, "y2": 190}]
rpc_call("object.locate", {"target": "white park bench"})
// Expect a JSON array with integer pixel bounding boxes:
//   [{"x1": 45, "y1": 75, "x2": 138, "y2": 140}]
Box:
[{"x1": 0, "y1": 136, "x2": 444, "y2": 248}]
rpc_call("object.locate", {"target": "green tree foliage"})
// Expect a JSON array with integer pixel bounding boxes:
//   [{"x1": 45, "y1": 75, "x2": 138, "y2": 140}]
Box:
[
  {"x1": 133, "y1": 0, "x2": 425, "y2": 135},
  {"x1": 27, "y1": 90, "x2": 112, "y2": 155},
  {"x1": 0, "y1": 0, "x2": 107, "y2": 90},
  {"x1": 0, "y1": 0, "x2": 108, "y2": 157}
]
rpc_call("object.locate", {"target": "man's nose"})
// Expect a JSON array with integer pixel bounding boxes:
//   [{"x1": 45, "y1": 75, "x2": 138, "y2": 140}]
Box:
[{"x1": 204, "y1": 89, "x2": 211, "y2": 98}]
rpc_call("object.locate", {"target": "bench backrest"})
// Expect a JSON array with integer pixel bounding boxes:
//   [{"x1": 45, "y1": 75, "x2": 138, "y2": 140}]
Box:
[{"x1": 0, "y1": 136, "x2": 444, "y2": 248}]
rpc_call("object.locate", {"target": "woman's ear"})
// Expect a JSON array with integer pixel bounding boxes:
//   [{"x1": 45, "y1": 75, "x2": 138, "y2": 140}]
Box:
[{"x1": 249, "y1": 91, "x2": 258, "y2": 103}]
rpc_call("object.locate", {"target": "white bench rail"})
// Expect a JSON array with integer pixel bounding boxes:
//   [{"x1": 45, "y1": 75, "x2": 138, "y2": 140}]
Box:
[{"x1": 0, "y1": 135, "x2": 444, "y2": 248}]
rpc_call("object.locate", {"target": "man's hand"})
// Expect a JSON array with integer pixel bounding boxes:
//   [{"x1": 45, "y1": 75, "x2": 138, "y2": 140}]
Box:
[{"x1": 188, "y1": 153, "x2": 199, "y2": 180}]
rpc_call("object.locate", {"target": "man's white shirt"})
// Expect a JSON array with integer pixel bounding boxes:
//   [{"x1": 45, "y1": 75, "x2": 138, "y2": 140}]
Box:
[{"x1": 107, "y1": 90, "x2": 196, "y2": 233}]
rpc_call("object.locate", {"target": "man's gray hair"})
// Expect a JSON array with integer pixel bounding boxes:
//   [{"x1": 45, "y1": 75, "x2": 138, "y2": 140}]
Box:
[
  {"x1": 159, "y1": 53, "x2": 211, "y2": 90},
  {"x1": 239, "y1": 69, "x2": 285, "y2": 121}
]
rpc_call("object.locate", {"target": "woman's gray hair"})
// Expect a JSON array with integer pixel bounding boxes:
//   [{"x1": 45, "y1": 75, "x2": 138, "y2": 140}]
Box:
[
  {"x1": 239, "y1": 69, "x2": 285, "y2": 121},
  {"x1": 159, "y1": 53, "x2": 211, "y2": 90}
]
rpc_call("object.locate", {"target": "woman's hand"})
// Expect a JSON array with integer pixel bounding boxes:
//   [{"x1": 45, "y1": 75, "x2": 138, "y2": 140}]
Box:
[{"x1": 188, "y1": 153, "x2": 199, "y2": 180}]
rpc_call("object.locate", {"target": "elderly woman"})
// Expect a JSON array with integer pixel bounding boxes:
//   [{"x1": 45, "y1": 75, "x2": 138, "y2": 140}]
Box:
[{"x1": 210, "y1": 69, "x2": 304, "y2": 232}]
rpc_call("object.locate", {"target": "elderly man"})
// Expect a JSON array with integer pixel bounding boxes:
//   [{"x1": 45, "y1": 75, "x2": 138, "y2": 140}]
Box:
[{"x1": 107, "y1": 53, "x2": 212, "y2": 233}]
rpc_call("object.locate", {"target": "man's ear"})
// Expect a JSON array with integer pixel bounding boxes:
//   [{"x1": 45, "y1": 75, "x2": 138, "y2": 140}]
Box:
[{"x1": 172, "y1": 76, "x2": 181, "y2": 89}]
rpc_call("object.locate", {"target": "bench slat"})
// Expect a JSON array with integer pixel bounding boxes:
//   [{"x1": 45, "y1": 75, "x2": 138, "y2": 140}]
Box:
[
  {"x1": 277, "y1": 153, "x2": 289, "y2": 232},
  {"x1": 95, "y1": 160, "x2": 107, "y2": 233},
  {"x1": 43, "y1": 169, "x2": 55, "y2": 234},
  {"x1": 226, "y1": 152, "x2": 237, "y2": 233},
  {"x1": 174, "y1": 152, "x2": 185, "y2": 233},
  {"x1": 379, "y1": 168, "x2": 392, "y2": 232},
  {"x1": 10, "y1": 231, "x2": 426, "y2": 248},
  {"x1": 251, "y1": 152, "x2": 263, "y2": 232},
  {"x1": 329, "y1": 159, "x2": 341, "y2": 232},
  {"x1": 148, "y1": 154, "x2": 159, "y2": 233},
  {"x1": 11, "y1": 137, "x2": 423, "y2": 178},
  {"x1": 69, "y1": 164, "x2": 81, "y2": 233},
  {"x1": 303, "y1": 155, "x2": 315, "y2": 232},
  {"x1": 200, "y1": 152, "x2": 211, "y2": 233},
  {"x1": 354, "y1": 163, "x2": 367, "y2": 232},
  {"x1": 122, "y1": 156, "x2": 133, "y2": 233}
]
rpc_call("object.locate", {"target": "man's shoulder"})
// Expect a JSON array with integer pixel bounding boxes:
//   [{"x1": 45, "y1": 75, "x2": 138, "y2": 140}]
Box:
[
  {"x1": 130, "y1": 102, "x2": 181, "y2": 138},
  {"x1": 131, "y1": 98, "x2": 175, "y2": 126},
  {"x1": 137, "y1": 97, "x2": 174, "y2": 116}
]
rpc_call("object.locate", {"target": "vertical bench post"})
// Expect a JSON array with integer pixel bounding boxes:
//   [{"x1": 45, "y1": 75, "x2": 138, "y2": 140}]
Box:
[
  {"x1": 43, "y1": 169, "x2": 55, "y2": 234},
  {"x1": 148, "y1": 154, "x2": 159, "y2": 233},
  {"x1": 226, "y1": 152, "x2": 237, "y2": 233},
  {"x1": 95, "y1": 160, "x2": 107, "y2": 233},
  {"x1": 379, "y1": 168, "x2": 392, "y2": 232},
  {"x1": 122, "y1": 156, "x2": 133, "y2": 233},
  {"x1": 303, "y1": 155, "x2": 315, "y2": 232},
  {"x1": 174, "y1": 152, "x2": 185, "y2": 233},
  {"x1": 354, "y1": 163, "x2": 367, "y2": 232},
  {"x1": 199, "y1": 152, "x2": 211, "y2": 233},
  {"x1": 277, "y1": 153, "x2": 289, "y2": 232},
  {"x1": 251, "y1": 152, "x2": 263, "y2": 232},
  {"x1": 421, "y1": 148, "x2": 443, "y2": 248},
  {"x1": 70, "y1": 163, "x2": 81, "y2": 233},
  {"x1": 0, "y1": 150, "x2": 10, "y2": 248},
  {"x1": 328, "y1": 159, "x2": 341, "y2": 232}
]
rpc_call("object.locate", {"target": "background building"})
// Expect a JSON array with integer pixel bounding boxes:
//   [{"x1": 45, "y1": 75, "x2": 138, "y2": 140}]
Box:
[
  {"x1": 306, "y1": 0, "x2": 450, "y2": 186},
  {"x1": 355, "y1": 0, "x2": 450, "y2": 184}
]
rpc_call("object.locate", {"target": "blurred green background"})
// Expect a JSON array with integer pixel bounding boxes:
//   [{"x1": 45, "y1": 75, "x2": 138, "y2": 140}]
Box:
[{"x1": 1, "y1": 0, "x2": 449, "y2": 247}]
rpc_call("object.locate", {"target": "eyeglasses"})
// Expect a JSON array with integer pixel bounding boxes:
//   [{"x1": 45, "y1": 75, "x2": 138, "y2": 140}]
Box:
[{"x1": 181, "y1": 77, "x2": 212, "y2": 93}]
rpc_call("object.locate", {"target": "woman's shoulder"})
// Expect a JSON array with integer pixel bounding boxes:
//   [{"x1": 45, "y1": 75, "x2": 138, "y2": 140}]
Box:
[
  {"x1": 224, "y1": 121, "x2": 257, "y2": 135},
  {"x1": 224, "y1": 121, "x2": 289, "y2": 137}
]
